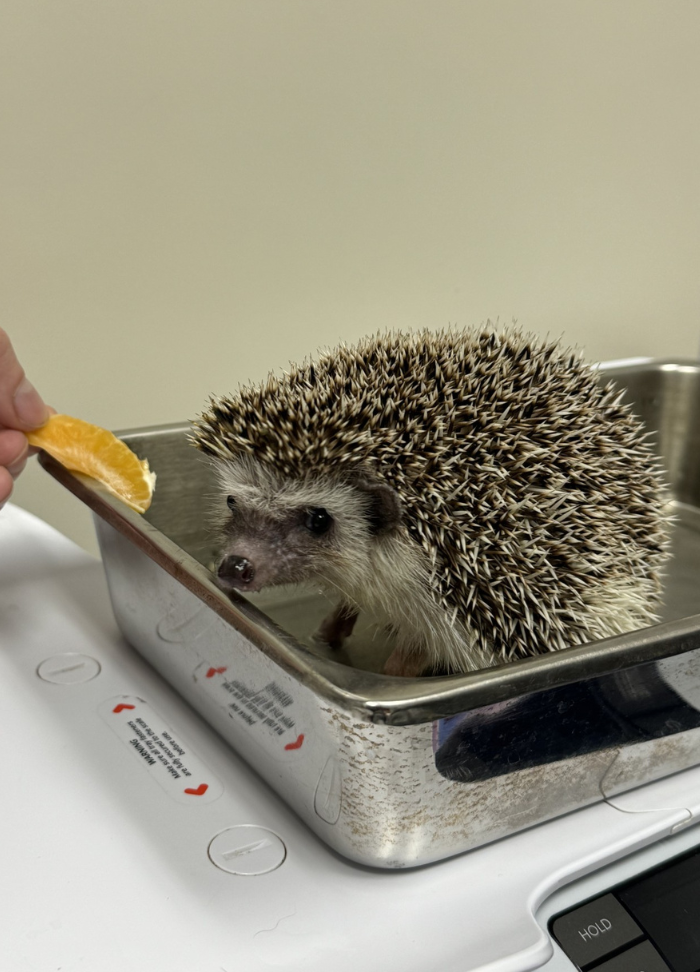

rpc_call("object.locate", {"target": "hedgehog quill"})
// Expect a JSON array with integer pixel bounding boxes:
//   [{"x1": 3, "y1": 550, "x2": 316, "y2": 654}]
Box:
[{"x1": 192, "y1": 327, "x2": 671, "y2": 677}]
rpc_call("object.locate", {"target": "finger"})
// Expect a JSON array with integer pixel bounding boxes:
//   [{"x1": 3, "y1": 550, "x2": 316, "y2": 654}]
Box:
[
  {"x1": 0, "y1": 429, "x2": 29, "y2": 473},
  {"x1": 25, "y1": 413, "x2": 57, "y2": 457},
  {"x1": 0, "y1": 328, "x2": 51, "y2": 431},
  {"x1": 8, "y1": 453, "x2": 28, "y2": 479},
  {"x1": 0, "y1": 402, "x2": 57, "y2": 435},
  {"x1": 22, "y1": 404, "x2": 58, "y2": 456},
  {"x1": 0, "y1": 467, "x2": 13, "y2": 509}
]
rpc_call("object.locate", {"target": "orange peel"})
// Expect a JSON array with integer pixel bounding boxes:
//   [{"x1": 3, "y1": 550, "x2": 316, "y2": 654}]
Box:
[{"x1": 27, "y1": 414, "x2": 156, "y2": 513}]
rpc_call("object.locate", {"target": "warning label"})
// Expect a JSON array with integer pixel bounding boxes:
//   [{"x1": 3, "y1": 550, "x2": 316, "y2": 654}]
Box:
[
  {"x1": 221, "y1": 678, "x2": 296, "y2": 736},
  {"x1": 195, "y1": 663, "x2": 306, "y2": 757},
  {"x1": 99, "y1": 696, "x2": 223, "y2": 804},
  {"x1": 127, "y1": 718, "x2": 188, "y2": 777}
]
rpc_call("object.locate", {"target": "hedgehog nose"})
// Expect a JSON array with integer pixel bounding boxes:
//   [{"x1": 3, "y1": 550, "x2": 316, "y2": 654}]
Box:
[{"x1": 217, "y1": 555, "x2": 256, "y2": 588}]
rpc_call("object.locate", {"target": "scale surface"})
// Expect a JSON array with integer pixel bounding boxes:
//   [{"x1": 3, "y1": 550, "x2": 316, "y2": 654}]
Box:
[{"x1": 3, "y1": 503, "x2": 700, "y2": 972}]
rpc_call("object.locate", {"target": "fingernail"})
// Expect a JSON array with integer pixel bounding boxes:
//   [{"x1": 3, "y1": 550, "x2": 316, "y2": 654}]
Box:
[{"x1": 13, "y1": 377, "x2": 50, "y2": 428}]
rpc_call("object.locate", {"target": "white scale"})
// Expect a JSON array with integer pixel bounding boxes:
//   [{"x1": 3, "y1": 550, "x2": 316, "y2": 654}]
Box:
[{"x1": 3, "y1": 503, "x2": 700, "y2": 972}]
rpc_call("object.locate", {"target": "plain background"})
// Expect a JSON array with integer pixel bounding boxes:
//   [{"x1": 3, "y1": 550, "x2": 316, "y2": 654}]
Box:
[{"x1": 3, "y1": 0, "x2": 699, "y2": 556}]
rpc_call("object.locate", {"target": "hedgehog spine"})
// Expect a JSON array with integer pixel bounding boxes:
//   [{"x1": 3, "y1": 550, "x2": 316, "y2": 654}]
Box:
[{"x1": 193, "y1": 325, "x2": 671, "y2": 676}]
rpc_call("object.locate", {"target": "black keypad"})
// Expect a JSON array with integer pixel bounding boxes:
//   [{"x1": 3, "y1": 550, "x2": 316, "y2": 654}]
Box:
[
  {"x1": 593, "y1": 941, "x2": 672, "y2": 972},
  {"x1": 550, "y1": 846, "x2": 700, "y2": 972}
]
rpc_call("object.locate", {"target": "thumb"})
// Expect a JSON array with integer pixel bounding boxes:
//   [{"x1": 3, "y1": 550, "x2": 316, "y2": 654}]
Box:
[{"x1": 0, "y1": 329, "x2": 50, "y2": 431}]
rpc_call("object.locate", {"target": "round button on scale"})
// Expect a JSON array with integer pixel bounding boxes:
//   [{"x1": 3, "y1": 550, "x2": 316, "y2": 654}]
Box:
[
  {"x1": 37, "y1": 653, "x2": 102, "y2": 685},
  {"x1": 208, "y1": 826, "x2": 287, "y2": 875}
]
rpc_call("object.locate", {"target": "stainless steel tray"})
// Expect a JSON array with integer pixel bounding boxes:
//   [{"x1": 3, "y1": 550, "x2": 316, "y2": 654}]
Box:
[{"x1": 40, "y1": 359, "x2": 700, "y2": 868}]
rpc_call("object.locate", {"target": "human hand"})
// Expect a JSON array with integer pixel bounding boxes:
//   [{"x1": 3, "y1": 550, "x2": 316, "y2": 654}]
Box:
[{"x1": 0, "y1": 328, "x2": 51, "y2": 508}]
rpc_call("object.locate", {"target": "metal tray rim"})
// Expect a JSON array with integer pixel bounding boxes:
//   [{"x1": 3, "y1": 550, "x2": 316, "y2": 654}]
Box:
[{"x1": 37, "y1": 356, "x2": 700, "y2": 725}]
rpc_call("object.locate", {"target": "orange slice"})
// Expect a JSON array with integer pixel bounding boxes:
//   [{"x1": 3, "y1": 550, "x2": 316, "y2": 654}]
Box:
[{"x1": 27, "y1": 414, "x2": 156, "y2": 513}]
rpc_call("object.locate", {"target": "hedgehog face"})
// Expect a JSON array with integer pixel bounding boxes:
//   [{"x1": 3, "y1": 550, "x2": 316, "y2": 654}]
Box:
[{"x1": 214, "y1": 456, "x2": 403, "y2": 597}]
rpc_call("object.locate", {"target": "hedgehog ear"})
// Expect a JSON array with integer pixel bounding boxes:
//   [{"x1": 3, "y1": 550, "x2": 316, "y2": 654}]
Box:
[{"x1": 355, "y1": 479, "x2": 403, "y2": 536}]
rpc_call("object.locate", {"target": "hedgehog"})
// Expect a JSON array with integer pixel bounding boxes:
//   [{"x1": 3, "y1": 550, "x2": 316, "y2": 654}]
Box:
[{"x1": 191, "y1": 326, "x2": 671, "y2": 677}]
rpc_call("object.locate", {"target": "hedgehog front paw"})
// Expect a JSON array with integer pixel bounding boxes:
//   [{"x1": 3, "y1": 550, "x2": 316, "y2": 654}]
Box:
[
  {"x1": 383, "y1": 646, "x2": 431, "y2": 678},
  {"x1": 315, "y1": 603, "x2": 359, "y2": 650}
]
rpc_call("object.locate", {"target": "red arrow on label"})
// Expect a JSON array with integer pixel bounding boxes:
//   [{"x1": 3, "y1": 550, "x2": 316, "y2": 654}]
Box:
[
  {"x1": 184, "y1": 783, "x2": 209, "y2": 796},
  {"x1": 284, "y1": 734, "x2": 305, "y2": 751},
  {"x1": 206, "y1": 666, "x2": 228, "y2": 678},
  {"x1": 113, "y1": 703, "x2": 136, "y2": 714}
]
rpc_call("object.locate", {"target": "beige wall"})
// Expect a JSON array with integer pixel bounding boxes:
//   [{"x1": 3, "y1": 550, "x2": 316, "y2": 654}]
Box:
[{"x1": 3, "y1": 0, "x2": 699, "y2": 555}]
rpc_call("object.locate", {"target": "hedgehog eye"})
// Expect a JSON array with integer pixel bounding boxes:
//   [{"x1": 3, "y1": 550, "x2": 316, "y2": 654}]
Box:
[
  {"x1": 305, "y1": 508, "x2": 332, "y2": 536},
  {"x1": 226, "y1": 495, "x2": 237, "y2": 511}
]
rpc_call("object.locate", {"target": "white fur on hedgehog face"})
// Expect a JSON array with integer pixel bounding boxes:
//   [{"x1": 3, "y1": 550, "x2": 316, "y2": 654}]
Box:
[{"x1": 213, "y1": 455, "x2": 397, "y2": 598}]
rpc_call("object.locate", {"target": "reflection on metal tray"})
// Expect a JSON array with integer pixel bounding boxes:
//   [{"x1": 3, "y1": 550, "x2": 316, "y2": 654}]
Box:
[
  {"x1": 434, "y1": 662, "x2": 700, "y2": 783},
  {"x1": 39, "y1": 359, "x2": 700, "y2": 868}
]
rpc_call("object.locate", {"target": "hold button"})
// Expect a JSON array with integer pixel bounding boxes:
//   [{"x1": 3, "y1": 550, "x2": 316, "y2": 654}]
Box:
[{"x1": 551, "y1": 894, "x2": 644, "y2": 969}]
